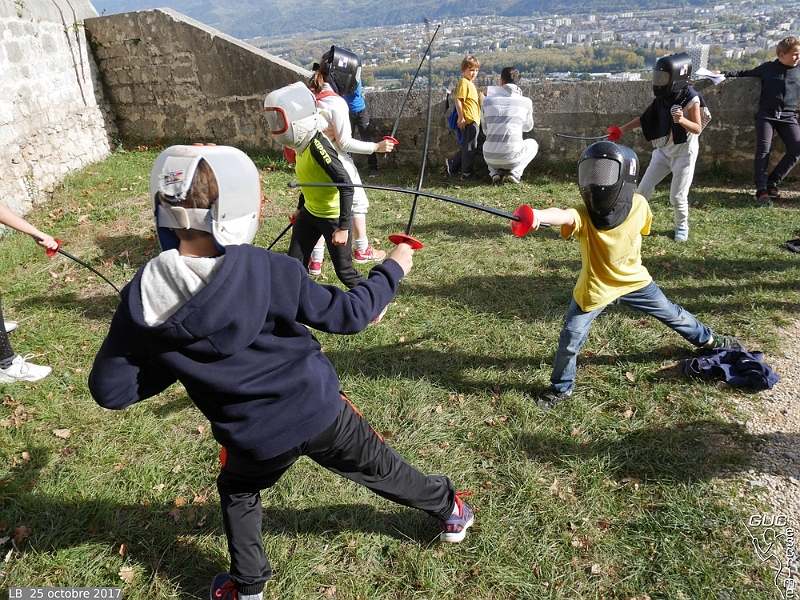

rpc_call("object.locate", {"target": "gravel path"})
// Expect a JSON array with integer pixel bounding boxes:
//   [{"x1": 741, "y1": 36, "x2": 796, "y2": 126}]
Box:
[
  {"x1": 740, "y1": 318, "x2": 800, "y2": 516},
  {"x1": 733, "y1": 317, "x2": 800, "y2": 590}
]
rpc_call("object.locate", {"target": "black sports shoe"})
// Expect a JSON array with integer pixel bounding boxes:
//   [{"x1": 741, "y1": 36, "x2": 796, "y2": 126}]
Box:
[
  {"x1": 536, "y1": 387, "x2": 572, "y2": 411},
  {"x1": 755, "y1": 190, "x2": 772, "y2": 206},
  {"x1": 767, "y1": 185, "x2": 780, "y2": 199},
  {"x1": 702, "y1": 335, "x2": 747, "y2": 352}
]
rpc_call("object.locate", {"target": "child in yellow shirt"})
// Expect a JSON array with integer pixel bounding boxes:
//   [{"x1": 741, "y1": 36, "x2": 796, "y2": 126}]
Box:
[{"x1": 446, "y1": 55, "x2": 483, "y2": 180}]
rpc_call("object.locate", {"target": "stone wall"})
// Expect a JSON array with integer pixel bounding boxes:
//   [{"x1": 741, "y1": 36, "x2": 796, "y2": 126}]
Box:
[
  {"x1": 363, "y1": 78, "x2": 764, "y2": 174},
  {"x1": 83, "y1": 8, "x2": 309, "y2": 149},
  {"x1": 83, "y1": 7, "x2": 766, "y2": 175},
  {"x1": 0, "y1": 0, "x2": 116, "y2": 217}
]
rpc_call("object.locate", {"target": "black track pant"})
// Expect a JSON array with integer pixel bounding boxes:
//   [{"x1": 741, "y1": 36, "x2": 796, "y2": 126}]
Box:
[{"x1": 216, "y1": 397, "x2": 455, "y2": 595}]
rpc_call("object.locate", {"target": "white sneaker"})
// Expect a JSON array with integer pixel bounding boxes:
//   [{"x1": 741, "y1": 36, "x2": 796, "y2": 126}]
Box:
[
  {"x1": 370, "y1": 306, "x2": 388, "y2": 325},
  {"x1": 4, "y1": 321, "x2": 18, "y2": 333},
  {"x1": 0, "y1": 354, "x2": 52, "y2": 383}
]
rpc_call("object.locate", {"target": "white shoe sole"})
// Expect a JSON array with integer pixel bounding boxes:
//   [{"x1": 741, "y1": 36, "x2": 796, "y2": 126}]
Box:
[
  {"x1": 0, "y1": 366, "x2": 51, "y2": 383},
  {"x1": 439, "y1": 516, "x2": 474, "y2": 543}
]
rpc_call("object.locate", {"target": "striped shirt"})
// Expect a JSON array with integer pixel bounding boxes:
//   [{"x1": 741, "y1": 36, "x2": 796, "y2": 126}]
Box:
[{"x1": 481, "y1": 84, "x2": 534, "y2": 164}]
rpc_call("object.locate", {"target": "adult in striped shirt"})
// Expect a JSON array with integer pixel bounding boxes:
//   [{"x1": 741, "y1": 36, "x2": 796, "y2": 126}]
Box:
[{"x1": 480, "y1": 67, "x2": 538, "y2": 184}]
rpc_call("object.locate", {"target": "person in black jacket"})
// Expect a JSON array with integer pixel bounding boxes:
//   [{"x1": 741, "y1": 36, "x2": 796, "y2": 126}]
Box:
[
  {"x1": 722, "y1": 36, "x2": 800, "y2": 204},
  {"x1": 89, "y1": 145, "x2": 474, "y2": 600}
]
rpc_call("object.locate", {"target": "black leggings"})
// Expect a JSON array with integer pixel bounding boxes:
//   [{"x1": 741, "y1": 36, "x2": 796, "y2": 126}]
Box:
[
  {"x1": 216, "y1": 397, "x2": 455, "y2": 595},
  {"x1": 0, "y1": 293, "x2": 15, "y2": 366},
  {"x1": 287, "y1": 209, "x2": 365, "y2": 289}
]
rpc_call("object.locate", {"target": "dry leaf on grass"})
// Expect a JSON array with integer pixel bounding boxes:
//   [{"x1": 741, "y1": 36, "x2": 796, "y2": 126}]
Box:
[
  {"x1": 52, "y1": 429, "x2": 71, "y2": 439},
  {"x1": 13, "y1": 526, "x2": 30, "y2": 544},
  {"x1": 620, "y1": 477, "x2": 641, "y2": 490},
  {"x1": 119, "y1": 565, "x2": 135, "y2": 583}
]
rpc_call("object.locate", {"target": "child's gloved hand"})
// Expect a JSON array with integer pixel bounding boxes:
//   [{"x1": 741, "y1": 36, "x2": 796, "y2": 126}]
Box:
[{"x1": 606, "y1": 126, "x2": 622, "y2": 141}]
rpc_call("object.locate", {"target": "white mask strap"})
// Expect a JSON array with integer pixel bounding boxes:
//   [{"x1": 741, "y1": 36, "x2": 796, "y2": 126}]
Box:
[{"x1": 156, "y1": 205, "x2": 213, "y2": 232}]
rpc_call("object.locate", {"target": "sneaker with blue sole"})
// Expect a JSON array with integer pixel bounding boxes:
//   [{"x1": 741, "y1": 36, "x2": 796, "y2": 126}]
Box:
[{"x1": 440, "y1": 491, "x2": 474, "y2": 543}]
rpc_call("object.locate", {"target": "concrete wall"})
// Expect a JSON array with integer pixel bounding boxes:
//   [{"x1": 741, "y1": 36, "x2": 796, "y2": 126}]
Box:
[
  {"x1": 83, "y1": 8, "x2": 309, "y2": 148},
  {"x1": 0, "y1": 0, "x2": 116, "y2": 217}
]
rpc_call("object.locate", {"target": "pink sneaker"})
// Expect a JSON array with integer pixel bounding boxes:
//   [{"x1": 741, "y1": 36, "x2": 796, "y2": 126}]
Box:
[
  {"x1": 308, "y1": 258, "x2": 323, "y2": 275},
  {"x1": 354, "y1": 245, "x2": 386, "y2": 264}
]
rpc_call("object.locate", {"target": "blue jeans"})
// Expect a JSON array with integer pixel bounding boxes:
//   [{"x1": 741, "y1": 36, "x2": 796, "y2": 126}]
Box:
[{"x1": 550, "y1": 281, "x2": 714, "y2": 393}]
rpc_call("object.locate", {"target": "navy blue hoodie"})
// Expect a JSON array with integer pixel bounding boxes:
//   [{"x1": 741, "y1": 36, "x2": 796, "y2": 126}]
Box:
[{"x1": 89, "y1": 244, "x2": 404, "y2": 461}]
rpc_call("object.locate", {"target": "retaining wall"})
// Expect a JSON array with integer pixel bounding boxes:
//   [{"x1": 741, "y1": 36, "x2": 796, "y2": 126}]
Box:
[
  {"x1": 83, "y1": 8, "x2": 309, "y2": 148},
  {"x1": 82, "y1": 8, "x2": 767, "y2": 174},
  {"x1": 0, "y1": 0, "x2": 116, "y2": 217}
]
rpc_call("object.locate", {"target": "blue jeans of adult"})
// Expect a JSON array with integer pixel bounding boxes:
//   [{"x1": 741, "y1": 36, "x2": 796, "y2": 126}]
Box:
[
  {"x1": 753, "y1": 110, "x2": 800, "y2": 192},
  {"x1": 550, "y1": 281, "x2": 714, "y2": 394}
]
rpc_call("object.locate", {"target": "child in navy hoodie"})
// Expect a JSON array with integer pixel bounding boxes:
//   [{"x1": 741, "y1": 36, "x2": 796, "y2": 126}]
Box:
[{"x1": 88, "y1": 146, "x2": 473, "y2": 600}]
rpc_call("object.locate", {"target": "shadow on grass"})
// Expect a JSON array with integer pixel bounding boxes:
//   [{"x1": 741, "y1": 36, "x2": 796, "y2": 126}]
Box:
[
  {"x1": 325, "y1": 341, "x2": 710, "y2": 397},
  {"x1": 0, "y1": 450, "x2": 441, "y2": 596},
  {"x1": 411, "y1": 268, "x2": 799, "y2": 326},
  {"x1": 517, "y1": 419, "x2": 780, "y2": 484}
]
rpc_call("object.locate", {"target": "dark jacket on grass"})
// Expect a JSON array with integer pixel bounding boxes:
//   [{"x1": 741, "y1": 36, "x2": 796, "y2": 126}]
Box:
[{"x1": 89, "y1": 244, "x2": 404, "y2": 461}]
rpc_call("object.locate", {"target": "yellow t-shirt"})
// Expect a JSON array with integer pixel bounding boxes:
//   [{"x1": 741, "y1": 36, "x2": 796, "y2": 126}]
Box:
[
  {"x1": 561, "y1": 194, "x2": 653, "y2": 312},
  {"x1": 457, "y1": 77, "x2": 481, "y2": 126}
]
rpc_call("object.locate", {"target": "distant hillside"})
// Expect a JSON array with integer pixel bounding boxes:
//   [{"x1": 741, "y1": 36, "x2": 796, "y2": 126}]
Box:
[{"x1": 91, "y1": 0, "x2": 711, "y2": 38}]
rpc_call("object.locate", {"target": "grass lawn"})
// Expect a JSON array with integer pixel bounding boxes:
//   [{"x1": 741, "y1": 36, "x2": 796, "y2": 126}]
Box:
[{"x1": 1, "y1": 146, "x2": 798, "y2": 599}]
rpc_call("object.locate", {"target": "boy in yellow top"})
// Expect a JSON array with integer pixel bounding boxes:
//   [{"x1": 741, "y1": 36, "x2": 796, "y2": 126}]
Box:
[
  {"x1": 529, "y1": 142, "x2": 745, "y2": 410},
  {"x1": 446, "y1": 55, "x2": 484, "y2": 180}
]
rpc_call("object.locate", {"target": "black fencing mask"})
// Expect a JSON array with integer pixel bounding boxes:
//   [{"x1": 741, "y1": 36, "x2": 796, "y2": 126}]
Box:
[{"x1": 578, "y1": 142, "x2": 640, "y2": 230}]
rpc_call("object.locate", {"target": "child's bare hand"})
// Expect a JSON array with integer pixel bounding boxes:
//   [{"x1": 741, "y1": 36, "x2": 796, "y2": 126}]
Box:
[
  {"x1": 386, "y1": 243, "x2": 414, "y2": 275},
  {"x1": 332, "y1": 228, "x2": 349, "y2": 246},
  {"x1": 531, "y1": 210, "x2": 541, "y2": 231},
  {"x1": 375, "y1": 139, "x2": 394, "y2": 153},
  {"x1": 33, "y1": 233, "x2": 58, "y2": 251}
]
